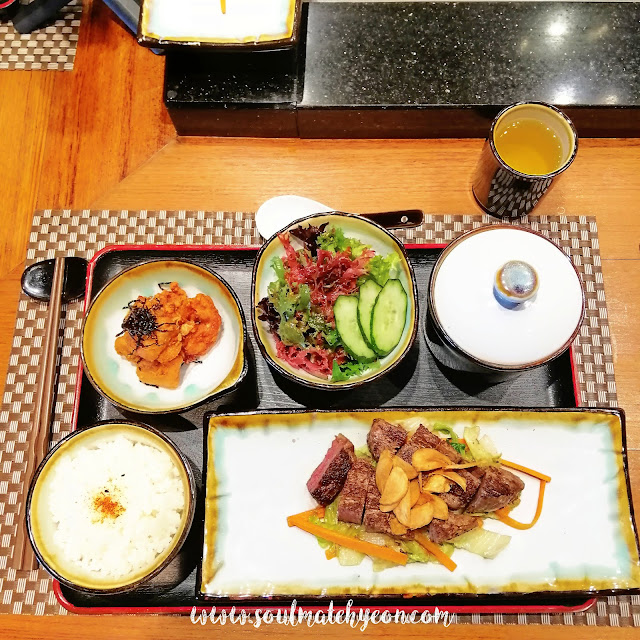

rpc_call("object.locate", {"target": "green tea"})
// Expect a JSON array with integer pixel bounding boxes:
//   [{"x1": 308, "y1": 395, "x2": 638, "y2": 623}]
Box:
[{"x1": 494, "y1": 118, "x2": 564, "y2": 176}]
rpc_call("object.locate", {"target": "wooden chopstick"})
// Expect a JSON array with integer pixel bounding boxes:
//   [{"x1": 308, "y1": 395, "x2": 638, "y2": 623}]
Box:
[{"x1": 11, "y1": 257, "x2": 65, "y2": 571}]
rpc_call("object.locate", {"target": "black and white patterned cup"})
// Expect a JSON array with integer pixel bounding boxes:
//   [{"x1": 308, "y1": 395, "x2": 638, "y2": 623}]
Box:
[{"x1": 472, "y1": 102, "x2": 578, "y2": 219}]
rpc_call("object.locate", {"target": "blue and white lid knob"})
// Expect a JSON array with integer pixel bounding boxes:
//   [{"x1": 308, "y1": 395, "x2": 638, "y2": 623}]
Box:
[{"x1": 494, "y1": 260, "x2": 539, "y2": 309}]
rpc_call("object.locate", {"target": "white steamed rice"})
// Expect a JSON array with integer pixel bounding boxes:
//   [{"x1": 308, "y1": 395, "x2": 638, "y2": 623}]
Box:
[{"x1": 40, "y1": 433, "x2": 186, "y2": 583}]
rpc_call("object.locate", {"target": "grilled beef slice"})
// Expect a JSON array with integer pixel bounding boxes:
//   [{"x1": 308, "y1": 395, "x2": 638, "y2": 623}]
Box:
[
  {"x1": 367, "y1": 418, "x2": 408, "y2": 461},
  {"x1": 306, "y1": 434, "x2": 355, "y2": 505},
  {"x1": 439, "y1": 468, "x2": 483, "y2": 510},
  {"x1": 428, "y1": 513, "x2": 480, "y2": 544},
  {"x1": 337, "y1": 459, "x2": 373, "y2": 524},
  {"x1": 362, "y1": 474, "x2": 392, "y2": 534},
  {"x1": 465, "y1": 466, "x2": 525, "y2": 513},
  {"x1": 396, "y1": 425, "x2": 463, "y2": 466}
]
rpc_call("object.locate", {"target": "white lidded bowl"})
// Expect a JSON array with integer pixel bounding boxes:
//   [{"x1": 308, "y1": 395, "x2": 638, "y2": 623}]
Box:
[{"x1": 425, "y1": 225, "x2": 585, "y2": 375}]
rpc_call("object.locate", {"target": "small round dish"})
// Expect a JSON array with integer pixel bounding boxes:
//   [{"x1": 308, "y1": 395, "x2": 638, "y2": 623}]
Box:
[
  {"x1": 251, "y1": 212, "x2": 418, "y2": 390},
  {"x1": 27, "y1": 421, "x2": 196, "y2": 595},
  {"x1": 81, "y1": 259, "x2": 247, "y2": 414}
]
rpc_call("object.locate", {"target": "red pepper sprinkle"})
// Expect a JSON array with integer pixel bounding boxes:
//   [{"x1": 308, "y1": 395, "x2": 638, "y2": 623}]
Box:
[{"x1": 92, "y1": 492, "x2": 125, "y2": 522}]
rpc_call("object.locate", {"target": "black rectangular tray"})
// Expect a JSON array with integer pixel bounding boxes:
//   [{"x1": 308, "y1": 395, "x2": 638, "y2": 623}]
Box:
[{"x1": 60, "y1": 245, "x2": 581, "y2": 614}]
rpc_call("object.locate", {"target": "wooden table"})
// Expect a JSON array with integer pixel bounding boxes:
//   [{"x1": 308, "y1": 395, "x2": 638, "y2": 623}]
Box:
[{"x1": 0, "y1": 1, "x2": 638, "y2": 638}]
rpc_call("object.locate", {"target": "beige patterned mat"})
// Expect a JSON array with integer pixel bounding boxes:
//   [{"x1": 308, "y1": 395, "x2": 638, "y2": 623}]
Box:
[
  {"x1": 0, "y1": 209, "x2": 636, "y2": 625},
  {"x1": 0, "y1": 0, "x2": 81, "y2": 71}
]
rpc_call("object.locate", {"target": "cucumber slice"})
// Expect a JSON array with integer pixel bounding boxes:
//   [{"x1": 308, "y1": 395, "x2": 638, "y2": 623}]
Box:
[
  {"x1": 370, "y1": 279, "x2": 408, "y2": 356},
  {"x1": 334, "y1": 296, "x2": 377, "y2": 362},
  {"x1": 357, "y1": 279, "x2": 382, "y2": 347}
]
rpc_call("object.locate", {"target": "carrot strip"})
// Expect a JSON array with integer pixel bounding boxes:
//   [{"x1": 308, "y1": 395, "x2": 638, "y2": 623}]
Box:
[
  {"x1": 495, "y1": 479, "x2": 547, "y2": 530},
  {"x1": 414, "y1": 533, "x2": 457, "y2": 572},
  {"x1": 286, "y1": 507, "x2": 325, "y2": 527},
  {"x1": 325, "y1": 547, "x2": 336, "y2": 560},
  {"x1": 287, "y1": 515, "x2": 407, "y2": 565},
  {"x1": 500, "y1": 459, "x2": 551, "y2": 483}
]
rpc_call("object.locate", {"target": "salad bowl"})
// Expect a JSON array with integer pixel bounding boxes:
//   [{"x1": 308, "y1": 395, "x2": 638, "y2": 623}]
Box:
[{"x1": 251, "y1": 213, "x2": 418, "y2": 390}]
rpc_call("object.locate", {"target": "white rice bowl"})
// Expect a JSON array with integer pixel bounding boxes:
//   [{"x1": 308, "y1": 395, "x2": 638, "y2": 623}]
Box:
[{"x1": 29, "y1": 423, "x2": 192, "y2": 591}]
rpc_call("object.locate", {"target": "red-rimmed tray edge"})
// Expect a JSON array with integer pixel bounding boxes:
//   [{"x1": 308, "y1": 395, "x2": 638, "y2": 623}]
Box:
[
  {"x1": 61, "y1": 242, "x2": 588, "y2": 616},
  {"x1": 52, "y1": 580, "x2": 596, "y2": 616}
]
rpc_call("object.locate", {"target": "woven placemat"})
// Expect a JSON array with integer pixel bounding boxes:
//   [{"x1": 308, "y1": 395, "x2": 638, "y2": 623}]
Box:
[
  {"x1": 0, "y1": 0, "x2": 81, "y2": 71},
  {"x1": 0, "y1": 209, "x2": 636, "y2": 625}
]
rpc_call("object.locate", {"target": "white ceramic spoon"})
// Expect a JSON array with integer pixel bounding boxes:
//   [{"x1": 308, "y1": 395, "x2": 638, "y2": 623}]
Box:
[{"x1": 255, "y1": 194, "x2": 423, "y2": 239}]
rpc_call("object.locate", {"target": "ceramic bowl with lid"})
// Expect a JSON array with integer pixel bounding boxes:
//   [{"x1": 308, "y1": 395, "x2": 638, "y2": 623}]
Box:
[{"x1": 425, "y1": 225, "x2": 585, "y2": 377}]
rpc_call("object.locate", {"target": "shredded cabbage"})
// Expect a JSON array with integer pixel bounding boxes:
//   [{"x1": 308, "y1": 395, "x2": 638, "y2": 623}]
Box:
[
  {"x1": 397, "y1": 417, "x2": 424, "y2": 433},
  {"x1": 310, "y1": 499, "x2": 363, "y2": 549},
  {"x1": 463, "y1": 425, "x2": 501, "y2": 464},
  {"x1": 372, "y1": 558, "x2": 397, "y2": 572},
  {"x1": 312, "y1": 502, "x2": 401, "y2": 567},
  {"x1": 337, "y1": 546, "x2": 365, "y2": 566},
  {"x1": 401, "y1": 540, "x2": 455, "y2": 564},
  {"x1": 354, "y1": 445, "x2": 375, "y2": 464},
  {"x1": 451, "y1": 527, "x2": 511, "y2": 559}
]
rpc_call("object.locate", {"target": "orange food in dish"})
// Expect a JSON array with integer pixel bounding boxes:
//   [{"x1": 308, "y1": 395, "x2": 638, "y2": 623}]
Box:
[{"x1": 114, "y1": 282, "x2": 221, "y2": 389}]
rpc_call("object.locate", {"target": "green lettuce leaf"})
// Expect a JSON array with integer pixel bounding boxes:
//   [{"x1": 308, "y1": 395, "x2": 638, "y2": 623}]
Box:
[
  {"x1": 331, "y1": 359, "x2": 380, "y2": 382},
  {"x1": 318, "y1": 226, "x2": 370, "y2": 258},
  {"x1": 268, "y1": 282, "x2": 311, "y2": 320},
  {"x1": 270, "y1": 256, "x2": 286, "y2": 285},
  {"x1": 307, "y1": 313, "x2": 340, "y2": 348},
  {"x1": 296, "y1": 284, "x2": 310, "y2": 310},
  {"x1": 367, "y1": 253, "x2": 401, "y2": 286},
  {"x1": 307, "y1": 313, "x2": 329, "y2": 332},
  {"x1": 323, "y1": 329, "x2": 341, "y2": 347},
  {"x1": 278, "y1": 319, "x2": 305, "y2": 346}
]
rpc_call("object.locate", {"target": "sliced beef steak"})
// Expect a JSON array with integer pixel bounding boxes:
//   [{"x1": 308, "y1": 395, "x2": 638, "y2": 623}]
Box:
[
  {"x1": 428, "y1": 513, "x2": 480, "y2": 544},
  {"x1": 367, "y1": 418, "x2": 408, "y2": 461},
  {"x1": 439, "y1": 468, "x2": 483, "y2": 510},
  {"x1": 465, "y1": 466, "x2": 525, "y2": 513},
  {"x1": 362, "y1": 475, "x2": 392, "y2": 534},
  {"x1": 337, "y1": 459, "x2": 373, "y2": 524},
  {"x1": 396, "y1": 425, "x2": 463, "y2": 466},
  {"x1": 306, "y1": 434, "x2": 355, "y2": 506}
]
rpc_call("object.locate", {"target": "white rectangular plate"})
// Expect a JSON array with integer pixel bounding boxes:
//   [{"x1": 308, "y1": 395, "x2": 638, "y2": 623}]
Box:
[
  {"x1": 200, "y1": 408, "x2": 640, "y2": 598},
  {"x1": 139, "y1": 0, "x2": 299, "y2": 47}
]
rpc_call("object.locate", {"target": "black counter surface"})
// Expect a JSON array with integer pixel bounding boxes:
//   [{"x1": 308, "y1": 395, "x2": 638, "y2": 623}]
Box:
[{"x1": 164, "y1": 1, "x2": 640, "y2": 137}]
